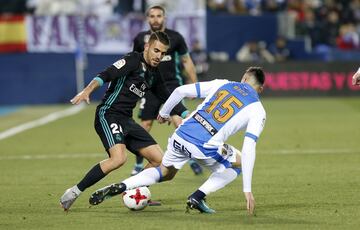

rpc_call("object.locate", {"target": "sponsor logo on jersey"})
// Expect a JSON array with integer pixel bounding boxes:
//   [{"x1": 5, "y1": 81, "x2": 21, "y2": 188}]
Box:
[
  {"x1": 193, "y1": 112, "x2": 217, "y2": 136},
  {"x1": 161, "y1": 55, "x2": 172, "y2": 62},
  {"x1": 129, "y1": 84, "x2": 146, "y2": 97},
  {"x1": 113, "y1": 59, "x2": 126, "y2": 69}
]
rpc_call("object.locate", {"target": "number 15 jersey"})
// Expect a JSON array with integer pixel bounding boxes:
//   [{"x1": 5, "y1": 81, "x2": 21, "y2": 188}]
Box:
[{"x1": 175, "y1": 79, "x2": 266, "y2": 150}]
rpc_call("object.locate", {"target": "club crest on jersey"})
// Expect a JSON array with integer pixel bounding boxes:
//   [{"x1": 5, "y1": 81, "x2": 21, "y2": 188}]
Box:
[
  {"x1": 144, "y1": 35, "x2": 150, "y2": 43},
  {"x1": 113, "y1": 59, "x2": 126, "y2": 69},
  {"x1": 129, "y1": 83, "x2": 146, "y2": 97}
]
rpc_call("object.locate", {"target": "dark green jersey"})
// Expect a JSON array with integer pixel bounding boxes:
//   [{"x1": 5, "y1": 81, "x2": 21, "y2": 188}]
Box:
[
  {"x1": 96, "y1": 51, "x2": 187, "y2": 117},
  {"x1": 133, "y1": 28, "x2": 188, "y2": 85}
]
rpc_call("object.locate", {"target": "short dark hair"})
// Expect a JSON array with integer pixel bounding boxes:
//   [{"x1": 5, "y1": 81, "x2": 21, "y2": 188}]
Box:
[
  {"x1": 246, "y1": 67, "x2": 265, "y2": 85},
  {"x1": 146, "y1": 5, "x2": 166, "y2": 16},
  {"x1": 148, "y1": 31, "x2": 170, "y2": 47}
]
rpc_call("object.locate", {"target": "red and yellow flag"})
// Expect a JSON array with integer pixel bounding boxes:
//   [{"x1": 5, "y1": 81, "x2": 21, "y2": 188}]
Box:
[{"x1": 0, "y1": 15, "x2": 26, "y2": 52}]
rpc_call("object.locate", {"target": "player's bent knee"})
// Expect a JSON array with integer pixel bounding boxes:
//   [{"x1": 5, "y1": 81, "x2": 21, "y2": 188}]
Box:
[
  {"x1": 160, "y1": 166, "x2": 177, "y2": 181},
  {"x1": 148, "y1": 159, "x2": 161, "y2": 167},
  {"x1": 109, "y1": 155, "x2": 127, "y2": 169},
  {"x1": 140, "y1": 120, "x2": 153, "y2": 131}
]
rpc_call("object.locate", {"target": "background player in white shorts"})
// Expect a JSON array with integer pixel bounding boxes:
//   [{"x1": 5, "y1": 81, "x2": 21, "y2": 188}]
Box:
[{"x1": 89, "y1": 67, "x2": 266, "y2": 215}]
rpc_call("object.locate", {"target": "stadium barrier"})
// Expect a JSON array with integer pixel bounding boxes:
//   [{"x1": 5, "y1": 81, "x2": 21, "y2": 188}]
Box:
[
  {"x1": 207, "y1": 62, "x2": 360, "y2": 96},
  {"x1": 1, "y1": 54, "x2": 359, "y2": 105}
]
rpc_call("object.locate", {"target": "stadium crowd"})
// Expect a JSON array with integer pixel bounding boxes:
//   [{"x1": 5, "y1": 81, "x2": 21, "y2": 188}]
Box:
[
  {"x1": 208, "y1": 0, "x2": 360, "y2": 51},
  {"x1": 1, "y1": 0, "x2": 360, "y2": 62}
]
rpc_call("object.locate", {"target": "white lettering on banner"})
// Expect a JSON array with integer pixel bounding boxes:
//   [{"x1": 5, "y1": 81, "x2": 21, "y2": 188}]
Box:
[{"x1": 25, "y1": 13, "x2": 206, "y2": 54}]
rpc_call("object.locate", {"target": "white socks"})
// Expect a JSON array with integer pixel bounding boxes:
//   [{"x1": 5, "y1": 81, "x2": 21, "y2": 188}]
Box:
[
  {"x1": 122, "y1": 167, "x2": 161, "y2": 190},
  {"x1": 199, "y1": 168, "x2": 238, "y2": 195}
]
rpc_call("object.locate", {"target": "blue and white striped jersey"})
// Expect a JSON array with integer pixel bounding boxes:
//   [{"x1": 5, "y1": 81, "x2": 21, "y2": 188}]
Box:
[
  {"x1": 159, "y1": 79, "x2": 266, "y2": 192},
  {"x1": 165, "y1": 79, "x2": 266, "y2": 150}
]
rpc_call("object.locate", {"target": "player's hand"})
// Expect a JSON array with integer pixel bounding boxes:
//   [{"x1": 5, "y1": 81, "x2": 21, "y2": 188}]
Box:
[
  {"x1": 70, "y1": 91, "x2": 90, "y2": 105},
  {"x1": 244, "y1": 192, "x2": 255, "y2": 215},
  {"x1": 157, "y1": 114, "x2": 171, "y2": 125},
  {"x1": 352, "y1": 72, "x2": 360, "y2": 86}
]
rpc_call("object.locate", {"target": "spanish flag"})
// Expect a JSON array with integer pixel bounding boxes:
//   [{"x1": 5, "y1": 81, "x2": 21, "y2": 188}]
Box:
[{"x1": 0, "y1": 15, "x2": 26, "y2": 52}]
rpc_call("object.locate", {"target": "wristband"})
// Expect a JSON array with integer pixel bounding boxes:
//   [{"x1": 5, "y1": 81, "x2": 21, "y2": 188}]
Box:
[
  {"x1": 181, "y1": 110, "x2": 189, "y2": 119},
  {"x1": 94, "y1": 76, "x2": 104, "y2": 87}
]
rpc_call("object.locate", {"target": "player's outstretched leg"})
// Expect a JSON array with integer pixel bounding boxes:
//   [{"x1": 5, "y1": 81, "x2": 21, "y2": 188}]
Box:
[
  {"x1": 89, "y1": 183, "x2": 126, "y2": 205},
  {"x1": 60, "y1": 185, "x2": 82, "y2": 211}
]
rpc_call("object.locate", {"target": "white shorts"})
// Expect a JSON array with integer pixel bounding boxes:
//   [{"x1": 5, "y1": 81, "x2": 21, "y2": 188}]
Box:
[{"x1": 162, "y1": 133, "x2": 238, "y2": 173}]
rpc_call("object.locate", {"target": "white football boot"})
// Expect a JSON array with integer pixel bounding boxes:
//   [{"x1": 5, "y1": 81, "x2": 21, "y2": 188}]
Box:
[{"x1": 60, "y1": 185, "x2": 81, "y2": 211}]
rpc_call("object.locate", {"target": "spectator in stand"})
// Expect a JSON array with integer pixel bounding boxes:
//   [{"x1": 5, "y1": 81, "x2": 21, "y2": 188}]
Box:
[
  {"x1": 269, "y1": 36, "x2": 291, "y2": 61},
  {"x1": 31, "y1": 0, "x2": 78, "y2": 15},
  {"x1": 207, "y1": 0, "x2": 228, "y2": 13},
  {"x1": 319, "y1": 10, "x2": 340, "y2": 47},
  {"x1": 296, "y1": 9, "x2": 323, "y2": 47},
  {"x1": 261, "y1": 0, "x2": 287, "y2": 13},
  {"x1": 336, "y1": 23, "x2": 360, "y2": 50},
  {"x1": 236, "y1": 40, "x2": 275, "y2": 63},
  {"x1": 0, "y1": 0, "x2": 27, "y2": 13}
]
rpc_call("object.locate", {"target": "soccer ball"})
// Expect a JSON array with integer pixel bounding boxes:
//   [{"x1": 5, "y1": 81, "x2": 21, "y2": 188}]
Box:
[{"x1": 122, "y1": 186, "x2": 151, "y2": 211}]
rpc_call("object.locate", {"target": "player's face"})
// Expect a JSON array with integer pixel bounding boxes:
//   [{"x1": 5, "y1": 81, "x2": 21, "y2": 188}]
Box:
[
  {"x1": 144, "y1": 40, "x2": 168, "y2": 67},
  {"x1": 147, "y1": 9, "x2": 165, "y2": 31}
]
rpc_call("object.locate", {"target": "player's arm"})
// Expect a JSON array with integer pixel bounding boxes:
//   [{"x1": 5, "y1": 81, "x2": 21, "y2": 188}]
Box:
[
  {"x1": 158, "y1": 80, "x2": 225, "y2": 121},
  {"x1": 176, "y1": 33, "x2": 197, "y2": 83},
  {"x1": 181, "y1": 53, "x2": 198, "y2": 83},
  {"x1": 152, "y1": 77, "x2": 189, "y2": 121},
  {"x1": 352, "y1": 67, "x2": 360, "y2": 86},
  {"x1": 70, "y1": 79, "x2": 101, "y2": 105},
  {"x1": 70, "y1": 53, "x2": 138, "y2": 105},
  {"x1": 241, "y1": 110, "x2": 266, "y2": 215}
]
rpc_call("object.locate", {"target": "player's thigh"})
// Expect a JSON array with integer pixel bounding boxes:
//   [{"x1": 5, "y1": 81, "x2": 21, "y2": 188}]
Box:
[
  {"x1": 138, "y1": 91, "x2": 162, "y2": 120},
  {"x1": 94, "y1": 113, "x2": 125, "y2": 151},
  {"x1": 169, "y1": 133, "x2": 233, "y2": 173},
  {"x1": 124, "y1": 120, "x2": 159, "y2": 160},
  {"x1": 161, "y1": 136, "x2": 191, "y2": 170},
  {"x1": 138, "y1": 144, "x2": 163, "y2": 165}
]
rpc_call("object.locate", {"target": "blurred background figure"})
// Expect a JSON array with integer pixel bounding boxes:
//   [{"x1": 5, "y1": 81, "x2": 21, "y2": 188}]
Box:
[
  {"x1": 190, "y1": 39, "x2": 209, "y2": 81},
  {"x1": 269, "y1": 36, "x2": 291, "y2": 62},
  {"x1": 236, "y1": 40, "x2": 275, "y2": 63},
  {"x1": 336, "y1": 22, "x2": 360, "y2": 50}
]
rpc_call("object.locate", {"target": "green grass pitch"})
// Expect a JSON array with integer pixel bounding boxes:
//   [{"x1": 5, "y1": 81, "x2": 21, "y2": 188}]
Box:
[{"x1": 0, "y1": 97, "x2": 359, "y2": 230}]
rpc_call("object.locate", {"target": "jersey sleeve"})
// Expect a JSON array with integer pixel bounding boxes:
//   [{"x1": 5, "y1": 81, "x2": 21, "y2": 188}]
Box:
[
  {"x1": 241, "y1": 106, "x2": 266, "y2": 192},
  {"x1": 97, "y1": 53, "x2": 139, "y2": 83},
  {"x1": 158, "y1": 79, "x2": 227, "y2": 118},
  {"x1": 133, "y1": 35, "x2": 143, "y2": 52}
]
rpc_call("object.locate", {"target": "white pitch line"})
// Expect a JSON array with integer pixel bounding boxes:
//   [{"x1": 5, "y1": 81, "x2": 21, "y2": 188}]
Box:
[
  {"x1": 0, "y1": 149, "x2": 359, "y2": 161},
  {"x1": 0, "y1": 104, "x2": 85, "y2": 141},
  {"x1": 0, "y1": 153, "x2": 103, "y2": 160}
]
